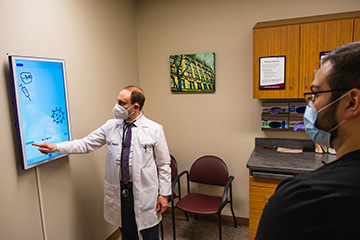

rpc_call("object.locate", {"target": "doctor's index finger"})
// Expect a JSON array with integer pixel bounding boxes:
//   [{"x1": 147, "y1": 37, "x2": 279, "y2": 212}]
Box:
[
  {"x1": 31, "y1": 143, "x2": 43, "y2": 147},
  {"x1": 32, "y1": 143, "x2": 49, "y2": 148}
]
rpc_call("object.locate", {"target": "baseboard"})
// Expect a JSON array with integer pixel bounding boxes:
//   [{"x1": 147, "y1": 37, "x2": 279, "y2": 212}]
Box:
[{"x1": 106, "y1": 228, "x2": 120, "y2": 240}]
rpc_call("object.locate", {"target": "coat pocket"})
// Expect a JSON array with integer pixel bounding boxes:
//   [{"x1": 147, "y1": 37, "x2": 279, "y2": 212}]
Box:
[
  {"x1": 104, "y1": 181, "x2": 120, "y2": 213},
  {"x1": 139, "y1": 187, "x2": 158, "y2": 212}
]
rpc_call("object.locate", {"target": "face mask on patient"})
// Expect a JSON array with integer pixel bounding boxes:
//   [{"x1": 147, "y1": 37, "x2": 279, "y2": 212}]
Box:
[{"x1": 303, "y1": 92, "x2": 348, "y2": 147}]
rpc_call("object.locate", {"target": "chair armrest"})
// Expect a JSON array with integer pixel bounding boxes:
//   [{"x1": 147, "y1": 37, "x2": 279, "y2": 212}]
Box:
[
  {"x1": 171, "y1": 170, "x2": 189, "y2": 201},
  {"x1": 219, "y1": 175, "x2": 234, "y2": 211}
]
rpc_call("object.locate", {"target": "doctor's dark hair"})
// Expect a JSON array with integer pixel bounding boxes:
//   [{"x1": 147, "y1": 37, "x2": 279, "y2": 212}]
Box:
[
  {"x1": 321, "y1": 41, "x2": 360, "y2": 101},
  {"x1": 123, "y1": 85, "x2": 145, "y2": 110}
]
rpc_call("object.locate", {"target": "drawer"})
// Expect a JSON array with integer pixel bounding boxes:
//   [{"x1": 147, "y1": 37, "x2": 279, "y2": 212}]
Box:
[
  {"x1": 249, "y1": 175, "x2": 282, "y2": 188},
  {"x1": 249, "y1": 185, "x2": 276, "y2": 210}
]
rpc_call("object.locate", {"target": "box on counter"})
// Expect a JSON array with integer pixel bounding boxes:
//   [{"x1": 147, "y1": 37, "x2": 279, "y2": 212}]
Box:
[
  {"x1": 262, "y1": 102, "x2": 289, "y2": 115},
  {"x1": 289, "y1": 115, "x2": 304, "y2": 131},
  {"x1": 262, "y1": 114, "x2": 288, "y2": 130},
  {"x1": 289, "y1": 102, "x2": 306, "y2": 115}
]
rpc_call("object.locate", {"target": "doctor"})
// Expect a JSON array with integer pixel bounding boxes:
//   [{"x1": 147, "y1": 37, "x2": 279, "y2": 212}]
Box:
[{"x1": 33, "y1": 85, "x2": 171, "y2": 240}]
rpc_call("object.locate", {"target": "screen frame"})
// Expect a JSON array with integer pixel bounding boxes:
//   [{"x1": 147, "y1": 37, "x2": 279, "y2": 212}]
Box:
[{"x1": 8, "y1": 55, "x2": 72, "y2": 170}]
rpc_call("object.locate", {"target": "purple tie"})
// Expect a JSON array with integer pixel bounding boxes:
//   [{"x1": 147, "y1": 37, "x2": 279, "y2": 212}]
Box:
[{"x1": 122, "y1": 123, "x2": 134, "y2": 183}]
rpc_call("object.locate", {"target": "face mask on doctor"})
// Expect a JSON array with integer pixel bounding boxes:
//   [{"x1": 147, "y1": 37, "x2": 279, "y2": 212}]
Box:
[
  {"x1": 113, "y1": 104, "x2": 135, "y2": 119},
  {"x1": 303, "y1": 92, "x2": 349, "y2": 147}
]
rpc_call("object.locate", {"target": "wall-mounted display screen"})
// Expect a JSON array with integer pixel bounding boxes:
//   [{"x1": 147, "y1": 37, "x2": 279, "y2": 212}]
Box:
[{"x1": 9, "y1": 55, "x2": 72, "y2": 170}]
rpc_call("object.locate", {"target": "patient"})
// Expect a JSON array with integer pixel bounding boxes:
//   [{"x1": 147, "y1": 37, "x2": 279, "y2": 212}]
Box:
[{"x1": 256, "y1": 42, "x2": 360, "y2": 239}]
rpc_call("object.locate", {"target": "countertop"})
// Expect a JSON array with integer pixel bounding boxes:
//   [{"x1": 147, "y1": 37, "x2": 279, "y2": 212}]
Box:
[{"x1": 247, "y1": 138, "x2": 337, "y2": 175}]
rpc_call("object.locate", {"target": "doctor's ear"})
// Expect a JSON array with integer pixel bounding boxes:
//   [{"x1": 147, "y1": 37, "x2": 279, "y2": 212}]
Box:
[{"x1": 134, "y1": 103, "x2": 140, "y2": 109}]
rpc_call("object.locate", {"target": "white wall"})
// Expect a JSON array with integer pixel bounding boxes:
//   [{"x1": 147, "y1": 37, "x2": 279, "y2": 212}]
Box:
[
  {"x1": 136, "y1": 0, "x2": 360, "y2": 219},
  {"x1": 0, "y1": 0, "x2": 138, "y2": 239}
]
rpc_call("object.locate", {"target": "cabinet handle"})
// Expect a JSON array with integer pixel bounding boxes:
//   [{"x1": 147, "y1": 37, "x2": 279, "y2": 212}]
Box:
[
  {"x1": 290, "y1": 76, "x2": 293, "y2": 88},
  {"x1": 305, "y1": 75, "x2": 308, "y2": 88},
  {"x1": 252, "y1": 171, "x2": 294, "y2": 180}
]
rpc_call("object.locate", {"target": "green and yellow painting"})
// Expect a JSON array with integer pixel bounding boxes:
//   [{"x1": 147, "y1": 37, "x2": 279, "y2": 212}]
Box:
[{"x1": 170, "y1": 52, "x2": 215, "y2": 92}]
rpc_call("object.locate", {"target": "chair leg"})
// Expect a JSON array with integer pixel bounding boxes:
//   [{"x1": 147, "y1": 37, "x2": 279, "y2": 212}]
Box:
[
  {"x1": 229, "y1": 184, "x2": 237, "y2": 228},
  {"x1": 218, "y1": 213, "x2": 222, "y2": 240},
  {"x1": 172, "y1": 208, "x2": 176, "y2": 240},
  {"x1": 230, "y1": 203, "x2": 237, "y2": 228},
  {"x1": 160, "y1": 219, "x2": 164, "y2": 240}
]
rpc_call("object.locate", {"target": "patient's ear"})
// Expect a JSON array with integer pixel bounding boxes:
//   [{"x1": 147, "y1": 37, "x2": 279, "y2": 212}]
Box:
[{"x1": 344, "y1": 89, "x2": 360, "y2": 119}]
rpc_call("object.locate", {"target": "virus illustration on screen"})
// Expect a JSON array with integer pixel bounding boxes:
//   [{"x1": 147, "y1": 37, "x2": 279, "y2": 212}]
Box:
[{"x1": 51, "y1": 107, "x2": 65, "y2": 124}]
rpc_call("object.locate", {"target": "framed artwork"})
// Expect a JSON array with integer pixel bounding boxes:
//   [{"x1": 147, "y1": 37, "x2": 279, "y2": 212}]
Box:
[{"x1": 170, "y1": 52, "x2": 215, "y2": 93}]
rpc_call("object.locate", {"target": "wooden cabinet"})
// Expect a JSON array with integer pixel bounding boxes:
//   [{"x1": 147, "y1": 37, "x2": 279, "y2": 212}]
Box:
[
  {"x1": 253, "y1": 11, "x2": 360, "y2": 99},
  {"x1": 253, "y1": 25, "x2": 300, "y2": 99},
  {"x1": 249, "y1": 176, "x2": 282, "y2": 240},
  {"x1": 355, "y1": 18, "x2": 360, "y2": 41},
  {"x1": 299, "y1": 19, "x2": 353, "y2": 96}
]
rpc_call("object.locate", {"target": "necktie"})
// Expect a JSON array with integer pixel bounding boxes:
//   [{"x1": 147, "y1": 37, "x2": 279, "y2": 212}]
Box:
[{"x1": 122, "y1": 123, "x2": 134, "y2": 183}]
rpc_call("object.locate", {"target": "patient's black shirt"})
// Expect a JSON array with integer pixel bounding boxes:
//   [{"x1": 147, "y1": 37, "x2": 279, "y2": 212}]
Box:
[{"x1": 255, "y1": 150, "x2": 360, "y2": 240}]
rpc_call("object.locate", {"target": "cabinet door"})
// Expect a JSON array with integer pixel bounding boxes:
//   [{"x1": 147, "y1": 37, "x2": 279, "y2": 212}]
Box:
[
  {"x1": 249, "y1": 209, "x2": 262, "y2": 240},
  {"x1": 299, "y1": 19, "x2": 354, "y2": 96},
  {"x1": 253, "y1": 25, "x2": 300, "y2": 99},
  {"x1": 249, "y1": 176, "x2": 282, "y2": 239},
  {"x1": 355, "y1": 18, "x2": 360, "y2": 41},
  {"x1": 249, "y1": 186, "x2": 276, "y2": 209}
]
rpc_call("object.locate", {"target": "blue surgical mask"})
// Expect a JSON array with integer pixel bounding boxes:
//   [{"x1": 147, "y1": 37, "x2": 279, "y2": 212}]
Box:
[{"x1": 303, "y1": 93, "x2": 348, "y2": 147}]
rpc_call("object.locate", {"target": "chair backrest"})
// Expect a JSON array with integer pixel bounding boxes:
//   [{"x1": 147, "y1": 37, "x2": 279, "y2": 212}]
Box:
[
  {"x1": 189, "y1": 155, "x2": 229, "y2": 186},
  {"x1": 170, "y1": 154, "x2": 178, "y2": 181}
]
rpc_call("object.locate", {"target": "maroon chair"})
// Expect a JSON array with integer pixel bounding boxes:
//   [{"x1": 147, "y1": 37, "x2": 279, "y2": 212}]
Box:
[{"x1": 172, "y1": 155, "x2": 237, "y2": 240}]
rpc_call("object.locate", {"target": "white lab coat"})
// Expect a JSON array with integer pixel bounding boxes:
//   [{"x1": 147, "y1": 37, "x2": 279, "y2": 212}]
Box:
[{"x1": 56, "y1": 115, "x2": 171, "y2": 231}]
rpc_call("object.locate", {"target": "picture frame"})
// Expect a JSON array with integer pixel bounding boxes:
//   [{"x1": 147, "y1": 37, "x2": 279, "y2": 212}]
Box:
[{"x1": 170, "y1": 52, "x2": 215, "y2": 93}]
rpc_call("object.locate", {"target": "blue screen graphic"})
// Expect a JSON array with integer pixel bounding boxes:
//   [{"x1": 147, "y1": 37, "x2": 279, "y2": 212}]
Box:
[{"x1": 11, "y1": 57, "x2": 71, "y2": 169}]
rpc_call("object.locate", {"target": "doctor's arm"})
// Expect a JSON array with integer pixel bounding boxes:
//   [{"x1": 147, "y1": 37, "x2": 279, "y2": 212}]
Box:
[
  {"x1": 154, "y1": 126, "x2": 172, "y2": 214},
  {"x1": 154, "y1": 128, "x2": 171, "y2": 193},
  {"x1": 32, "y1": 120, "x2": 111, "y2": 155}
]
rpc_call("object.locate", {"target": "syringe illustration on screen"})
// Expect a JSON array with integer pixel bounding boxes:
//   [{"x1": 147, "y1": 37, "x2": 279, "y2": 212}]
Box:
[{"x1": 19, "y1": 72, "x2": 33, "y2": 101}]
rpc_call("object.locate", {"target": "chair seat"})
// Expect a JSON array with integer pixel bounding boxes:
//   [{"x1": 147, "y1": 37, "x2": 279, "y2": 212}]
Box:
[{"x1": 176, "y1": 193, "x2": 228, "y2": 215}]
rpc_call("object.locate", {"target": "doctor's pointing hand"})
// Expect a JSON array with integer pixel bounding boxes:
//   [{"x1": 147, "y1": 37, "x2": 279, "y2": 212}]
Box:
[{"x1": 32, "y1": 142, "x2": 57, "y2": 154}]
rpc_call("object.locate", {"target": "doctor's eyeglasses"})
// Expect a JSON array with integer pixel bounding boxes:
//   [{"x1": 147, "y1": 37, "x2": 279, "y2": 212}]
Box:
[{"x1": 303, "y1": 88, "x2": 352, "y2": 105}]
